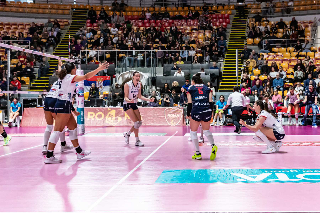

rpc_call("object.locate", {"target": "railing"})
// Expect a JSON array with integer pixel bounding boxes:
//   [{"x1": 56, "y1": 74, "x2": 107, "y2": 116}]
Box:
[
  {"x1": 79, "y1": 49, "x2": 208, "y2": 75},
  {"x1": 0, "y1": 40, "x2": 30, "y2": 50}
]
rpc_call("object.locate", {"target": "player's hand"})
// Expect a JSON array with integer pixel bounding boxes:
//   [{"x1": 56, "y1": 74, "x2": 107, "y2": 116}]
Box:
[
  {"x1": 73, "y1": 110, "x2": 80, "y2": 116},
  {"x1": 98, "y1": 61, "x2": 109, "y2": 70},
  {"x1": 127, "y1": 99, "x2": 134, "y2": 103},
  {"x1": 186, "y1": 116, "x2": 191, "y2": 120},
  {"x1": 58, "y1": 60, "x2": 63, "y2": 67},
  {"x1": 239, "y1": 119, "x2": 245, "y2": 125}
]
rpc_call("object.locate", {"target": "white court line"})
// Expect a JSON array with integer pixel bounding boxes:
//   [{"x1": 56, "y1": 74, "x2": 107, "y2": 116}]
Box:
[
  {"x1": 0, "y1": 145, "x2": 42, "y2": 158},
  {"x1": 86, "y1": 131, "x2": 178, "y2": 213}
]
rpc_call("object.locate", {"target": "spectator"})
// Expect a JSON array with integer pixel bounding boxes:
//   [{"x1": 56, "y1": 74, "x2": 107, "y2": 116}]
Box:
[
  {"x1": 251, "y1": 79, "x2": 263, "y2": 94},
  {"x1": 171, "y1": 81, "x2": 181, "y2": 94},
  {"x1": 260, "y1": 39, "x2": 271, "y2": 53},
  {"x1": 110, "y1": 24, "x2": 119, "y2": 35},
  {"x1": 241, "y1": 46, "x2": 252, "y2": 63},
  {"x1": 307, "y1": 61, "x2": 316, "y2": 76},
  {"x1": 279, "y1": 66, "x2": 286, "y2": 79},
  {"x1": 253, "y1": 12, "x2": 262, "y2": 23},
  {"x1": 182, "y1": 80, "x2": 190, "y2": 91},
  {"x1": 161, "y1": 83, "x2": 171, "y2": 95},
  {"x1": 241, "y1": 73, "x2": 251, "y2": 87},
  {"x1": 260, "y1": 60, "x2": 269, "y2": 75},
  {"x1": 213, "y1": 95, "x2": 227, "y2": 126},
  {"x1": 246, "y1": 55, "x2": 256, "y2": 73},
  {"x1": 290, "y1": 17, "x2": 298, "y2": 30},
  {"x1": 294, "y1": 66, "x2": 304, "y2": 82},
  {"x1": 171, "y1": 63, "x2": 180, "y2": 70},
  {"x1": 302, "y1": 40, "x2": 311, "y2": 52},
  {"x1": 295, "y1": 82, "x2": 304, "y2": 98},
  {"x1": 179, "y1": 87, "x2": 188, "y2": 106},
  {"x1": 287, "y1": 0, "x2": 293, "y2": 14},
  {"x1": 176, "y1": 56, "x2": 184, "y2": 65},
  {"x1": 89, "y1": 83, "x2": 99, "y2": 99},
  {"x1": 112, "y1": 83, "x2": 122, "y2": 106},
  {"x1": 301, "y1": 84, "x2": 318, "y2": 127},
  {"x1": 0, "y1": 78, "x2": 7, "y2": 91},
  {"x1": 119, "y1": 0, "x2": 127, "y2": 11},
  {"x1": 294, "y1": 59, "x2": 306, "y2": 72},
  {"x1": 21, "y1": 62, "x2": 35, "y2": 81},
  {"x1": 8, "y1": 98, "x2": 21, "y2": 128},
  {"x1": 99, "y1": 8, "x2": 108, "y2": 21},
  {"x1": 252, "y1": 76, "x2": 262, "y2": 87},
  {"x1": 264, "y1": 94, "x2": 274, "y2": 111},
  {"x1": 276, "y1": 18, "x2": 287, "y2": 29},
  {"x1": 273, "y1": 74, "x2": 284, "y2": 92},
  {"x1": 272, "y1": 89, "x2": 283, "y2": 109},
  {"x1": 193, "y1": 55, "x2": 200, "y2": 64},
  {"x1": 315, "y1": 73, "x2": 320, "y2": 85},
  {"x1": 161, "y1": 94, "x2": 173, "y2": 107},
  {"x1": 148, "y1": 96, "x2": 158, "y2": 107},
  {"x1": 88, "y1": 7, "x2": 97, "y2": 23},
  {"x1": 312, "y1": 66, "x2": 320, "y2": 79},
  {"x1": 316, "y1": 82, "x2": 320, "y2": 94},
  {"x1": 180, "y1": 46, "x2": 188, "y2": 60},
  {"x1": 241, "y1": 82, "x2": 250, "y2": 93},
  {"x1": 38, "y1": 57, "x2": 50, "y2": 79},
  {"x1": 171, "y1": 89, "x2": 180, "y2": 105},
  {"x1": 218, "y1": 36, "x2": 226, "y2": 54},
  {"x1": 304, "y1": 74, "x2": 316, "y2": 90},
  {"x1": 263, "y1": 80, "x2": 273, "y2": 94},
  {"x1": 10, "y1": 77, "x2": 21, "y2": 91}
]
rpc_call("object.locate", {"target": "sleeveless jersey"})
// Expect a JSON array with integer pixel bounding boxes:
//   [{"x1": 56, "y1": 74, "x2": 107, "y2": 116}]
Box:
[
  {"x1": 258, "y1": 110, "x2": 285, "y2": 134},
  {"x1": 188, "y1": 84, "x2": 212, "y2": 113},
  {"x1": 124, "y1": 80, "x2": 141, "y2": 104},
  {"x1": 46, "y1": 80, "x2": 61, "y2": 99},
  {"x1": 286, "y1": 91, "x2": 298, "y2": 104},
  {"x1": 57, "y1": 74, "x2": 77, "y2": 101}
]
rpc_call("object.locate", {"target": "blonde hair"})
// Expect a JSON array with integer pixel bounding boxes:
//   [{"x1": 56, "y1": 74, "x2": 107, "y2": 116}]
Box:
[{"x1": 172, "y1": 81, "x2": 179, "y2": 87}]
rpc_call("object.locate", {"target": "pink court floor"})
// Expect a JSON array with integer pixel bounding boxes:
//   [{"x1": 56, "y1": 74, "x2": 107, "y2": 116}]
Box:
[{"x1": 1, "y1": 125, "x2": 320, "y2": 212}]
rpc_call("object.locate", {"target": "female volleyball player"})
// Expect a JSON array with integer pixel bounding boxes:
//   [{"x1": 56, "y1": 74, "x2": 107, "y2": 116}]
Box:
[
  {"x1": 123, "y1": 71, "x2": 151, "y2": 147},
  {"x1": 187, "y1": 73, "x2": 217, "y2": 160},
  {"x1": 240, "y1": 100, "x2": 285, "y2": 154},
  {"x1": 284, "y1": 86, "x2": 299, "y2": 126},
  {"x1": 44, "y1": 62, "x2": 109, "y2": 164},
  {"x1": 1, "y1": 122, "x2": 11, "y2": 146},
  {"x1": 42, "y1": 60, "x2": 80, "y2": 155}
]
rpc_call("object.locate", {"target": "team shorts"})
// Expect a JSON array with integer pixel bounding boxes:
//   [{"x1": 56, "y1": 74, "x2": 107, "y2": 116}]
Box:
[
  {"x1": 123, "y1": 103, "x2": 138, "y2": 111},
  {"x1": 191, "y1": 110, "x2": 212, "y2": 122},
  {"x1": 54, "y1": 100, "x2": 73, "y2": 114},
  {"x1": 273, "y1": 129, "x2": 285, "y2": 140},
  {"x1": 43, "y1": 97, "x2": 57, "y2": 113}
]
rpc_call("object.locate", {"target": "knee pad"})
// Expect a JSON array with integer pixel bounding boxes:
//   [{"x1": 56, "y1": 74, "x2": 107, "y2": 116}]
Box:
[
  {"x1": 203, "y1": 130, "x2": 212, "y2": 137},
  {"x1": 255, "y1": 130, "x2": 263, "y2": 137},
  {"x1": 45, "y1": 125, "x2": 53, "y2": 132},
  {"x1": 48, "y1": 131, "x2": 60, "y2": 144},
  {"x1": 190, "y1": 131, "x2": 198, "y2": 140},
  {"x1": 138, "y1": 121, "x2": 142, "y2": 128},
  {"x1": 69, "y1": 128, "x2": 78, "y2": 140},
  {"x1": 134, "y1": 121, "x2": 140, "y2": 129}
]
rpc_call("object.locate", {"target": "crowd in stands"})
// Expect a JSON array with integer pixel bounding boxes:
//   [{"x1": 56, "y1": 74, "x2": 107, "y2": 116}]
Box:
[
  {"x1": 70, "y1": 4, "x2": 229, "y2": 66},
  {"x1": 0, "y1": 19, "x2": 65, "y2": 87}
]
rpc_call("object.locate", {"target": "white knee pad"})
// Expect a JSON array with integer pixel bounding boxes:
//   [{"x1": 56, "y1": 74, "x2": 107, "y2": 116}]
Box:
[
  {"x1": 48, "y1": 131, "x2": 60, "y2": 144},
  {"x1": 203, "y1": 130, "x2": 212, "y2": 137},
  {"x1": 45, "y1": 125, "x2": 53, "y2": 132},
  {"x1": 190, "y1": 131, "x2": 198, "y2": 140},
  {"x1": 138, "y1": 121, "x2": 142, "y2": 128},
  {"x1": 69, "y1": 128, "x2": 78, "y2": 140},
  {"x1": 134, "y1": 121, "x2": 140, "y2": 129}
]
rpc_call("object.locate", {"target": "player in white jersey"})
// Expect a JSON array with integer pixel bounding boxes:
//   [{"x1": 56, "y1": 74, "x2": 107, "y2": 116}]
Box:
[
  {"x1": 42, "y1": 60, "x2": 80, "y2": 155},
  {"x1": 284, "y1": 86, "x2": 300, "y2": 126},
  {"x1": 123, "y1": 71, "x2": 151, "y2": 147},
  {"x1": 44, "y1": 62, "x2": 108, "y2": 164},
  {"x1": 240, "y1": 100, "x2": 285, "y2": 154}
]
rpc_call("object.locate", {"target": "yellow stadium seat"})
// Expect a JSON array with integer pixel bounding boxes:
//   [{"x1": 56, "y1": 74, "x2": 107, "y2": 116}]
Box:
[
  {"x1": 281, "y1": 63, "x2": 289, "y2": 70},
  {"x1": 278, "y1": 91, "x2": 283, "y2": 96},
  {"x1": 253, "y1": 69, "x2": 261, "y2": 76},
  {"x1": 251, "y1": 76, "x2": 255, "y2": 80},
  {"x1": 283, "y1": 52, "x2": 290, "y2": 59},
  {"x1": 311, "y1": 46, "x2": 317, "y2": 52},
  {"x1": 84, "y1": 92, "x2": 89, "y2": 100},
  {"x1": 254, "y1": 38, "x2": 261, "y2": 44},
  {"x1": 259, "y1": 75, "x2": 268, "y2": 81},
  {"x1": 287, "y1": 47, "x2": 295, "y2": 53},
  {"x1": 20, "y1": 77, "x2": 30, "y2": 85},
  {"x1": 307, "y1": 52, "x2": 315, "y2": 58},
  {"x1": 279, "y1": 47, "x2": 286, "y2": 53},
  {"x1": 247, "y1": 38, "x2": 253, "y2": 45},
  {"x1": 284, "y1": 90, "x2": 288, "y2": 97},
  {"x1": 272, "y1": 47, "x2": 278, "y2": 52},
  {"x1": 291, "y1": 52, "x2": 298, "y2": 57},
  {"x1": 287, "y1": 68, "x2": 294, "y2": 74},
  {"x1": 287, "y1": 75, "x2": 294, "y2": 79}
]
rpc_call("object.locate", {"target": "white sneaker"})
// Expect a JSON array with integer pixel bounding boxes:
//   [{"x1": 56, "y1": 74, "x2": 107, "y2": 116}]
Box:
[
  {"x1": 135, "y1": 140, "x2": 144, "y2": 147},
  {"x1": 210, "y1": 123, "x2": 214, "y2": 126},
  {"x1": 274, "y1": 141, "x2": 282, "y2": 151},
  {"x1": 77, "y1": 150, "x2": 91, "y2": 160},
  {"x1": 288, "y1": 119, "x2": 292, "y2": 126},
  {"x1": 61, "y1": 144, "x2": 73, "y2": 152},
  {"x1": 262, "y1": 146, "x2": 277, "y2": 154},
  {"x1": 296, "y1": 121, "x2": 299, "y2": 126},
  {"x1": 123, "y1": 132, "x2": 130, "y2": 144},
  {"x1": 42, "y1": 145, "x2": 47, "y2": 155},
  {"x1": 188, "y1": 137, "x2": 192, "y2": 141},
  {"x1": 199, "y1": 136, "x2": 204, "y2": 143},
  {"x1": 44, "y1": 156, "x2": 62, "y2": 164},
  {"x1": 220, "y1": 122, "x2": 223, "y2": 126}
]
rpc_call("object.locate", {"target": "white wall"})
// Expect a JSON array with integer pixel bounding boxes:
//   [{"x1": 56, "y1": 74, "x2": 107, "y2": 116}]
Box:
[{"x1": 0, "y1": 16, "x2": 49, "y2": 24}]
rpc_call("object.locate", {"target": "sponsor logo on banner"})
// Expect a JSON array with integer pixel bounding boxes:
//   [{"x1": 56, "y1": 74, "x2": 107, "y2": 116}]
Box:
[
  {"x1": 156, "y1": 169, "x2": 320, "y2": 183},
  {"x1": 164, "y1": 107, "x2": 184, "y2": 126}
]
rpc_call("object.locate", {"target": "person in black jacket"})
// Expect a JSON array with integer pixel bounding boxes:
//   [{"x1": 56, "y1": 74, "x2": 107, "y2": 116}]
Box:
[
  {"x1": 89, "y1": 83, "x2": 99, "y2": 99},
  {"x1": 260, "y1": 61, "x2": 269, "y2": 75},
  {"x1": 88, "y1": 7, "x2": 97, "y2": 23}
]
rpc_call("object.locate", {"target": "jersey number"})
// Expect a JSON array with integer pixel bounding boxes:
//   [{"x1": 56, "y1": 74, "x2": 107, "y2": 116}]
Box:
[
  {"x1": 133, "y1": 94, "x2": 137, "y2": 99},
  {"x1": 58, "y1": 81, "x2": 62, "y2": 89},
  {"x1": 198, "y1": 88, "x2": 203, "y2": 94}
]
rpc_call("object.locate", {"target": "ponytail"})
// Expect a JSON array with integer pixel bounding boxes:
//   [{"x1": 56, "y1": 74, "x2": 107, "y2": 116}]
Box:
[
  {"x1": 192, "y1": 73, "x2": 203, "y2": 84},
  {"x1": 256, "y1": 100, "x2": 277, "y2": 118},
  {"x1": 58, "y1": 69, "x2": 67, "y2": 80},
  {"x1": 59, "y1": 63, "x2": 76, "y2": 80}
]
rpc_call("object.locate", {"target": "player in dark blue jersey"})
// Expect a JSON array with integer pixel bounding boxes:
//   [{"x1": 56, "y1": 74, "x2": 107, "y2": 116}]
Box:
[{"x1": 187, "y1": 73, "x2": 217, "y2": 160}]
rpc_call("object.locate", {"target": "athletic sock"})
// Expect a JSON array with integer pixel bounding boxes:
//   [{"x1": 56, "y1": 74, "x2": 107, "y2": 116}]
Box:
[
  {"x1": 127, "y1": 131, "x2": 132, "y2": 135},
  {"x1": 46, "y1": 150, "x2": 54, "y2": 158},
  {"x1": 75, "y1": 146, "x2": 82, "y2": 154},
  {"x1": 60, "y1": 130, "x2": 66, "y2": 143},
  {"x1": 61, "y1": 141, "x2": 66, "y2": 146},
  {"x1": 44, "y1": 131, "x2": 51, "y2": 146},
  {"x1": 190, "y1": 131, "x2": 199, "y2": 152},
  {"x1": 255, "y1": 130, "x2": 272, "y2": 147},
  {"x1": 1, "y1": 130, "x2": 7, "y2": 139},
  {"x1": 203, "y1": 130, "x2": 215, "y2": 146},
  {"x1": 135, "y1": 137, "x2": 139, "y2": 142}
]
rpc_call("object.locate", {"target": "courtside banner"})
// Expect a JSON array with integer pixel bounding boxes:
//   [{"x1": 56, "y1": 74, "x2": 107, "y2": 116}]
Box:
[{"x1": 20, "y1": 107, "x2": 184, "y2": 127}]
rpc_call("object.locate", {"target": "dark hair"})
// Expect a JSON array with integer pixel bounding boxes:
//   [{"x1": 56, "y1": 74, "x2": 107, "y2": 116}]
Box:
[
  {"x1": 219, "y1": 95, "x2": 225, "y2": 101},
  {"x1": 233, "y1": 86, "x2": 239, "y2": 92},
  {"x1": 192, "y1": 73, "x2": 203, "y2": 84},
  {"x1": 59, "y1": 63, "x2": 75, "y2": 80},
  {"x1": 132, "y1": 71, "x2": 140, "y2": 77},
  {"x1": 150, "y1": 96, "x2": 157, "y2": 102}
]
